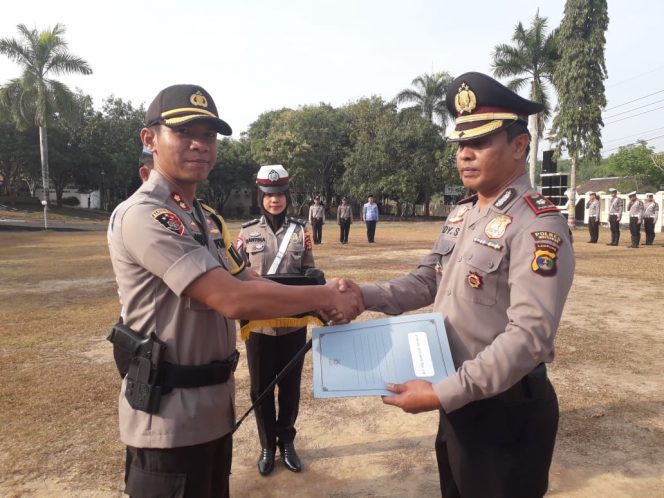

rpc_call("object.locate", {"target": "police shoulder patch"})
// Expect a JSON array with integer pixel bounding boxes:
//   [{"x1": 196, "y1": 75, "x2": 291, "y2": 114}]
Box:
[
  {"x1": 531, "y1": 243, "x2": 558, "y2": 277},
  {"x1": 151, "y1": 208, "x2": 185, "y2": 236},
  {"x1": 242, "y1": 219, "x2": 260, "y2": 228},
  {"x1": 524, "y1": 193, "x2": 559, "y2": 215}
]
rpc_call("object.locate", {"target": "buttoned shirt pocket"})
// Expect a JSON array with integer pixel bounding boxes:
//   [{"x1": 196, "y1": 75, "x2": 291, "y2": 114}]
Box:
[
  {"x1": 460, "y1": 248, "x2": 504, "y2": 306},
  {"x1": 286, "y1": 241, "x2": 305, "y2": 269}
]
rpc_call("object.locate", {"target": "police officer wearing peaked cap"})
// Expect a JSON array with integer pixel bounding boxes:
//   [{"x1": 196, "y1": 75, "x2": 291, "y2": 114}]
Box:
[
  {"x1": 607, "y1": 188, "x2": 623, "y2": 245},
  {"x1": 644, "y1": 193, "x2": 659, "y2": 245},
  {"x1": 107, "y1": 84, "x2": 363, "y2": 498},
  {"x1": 236, "y1": 165, "x2": 315, "y2": 476},
  {"x1": 627, "y1": 191, "x2": 645, "y2": 248},
  {"x1": 347, "y1": 71, "x2": 575, "y2": 497}
]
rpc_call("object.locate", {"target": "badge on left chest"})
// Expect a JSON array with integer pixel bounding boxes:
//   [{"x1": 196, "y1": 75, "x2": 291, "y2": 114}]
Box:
[{"x1": 485, "y1": 215, "x2": 512, "y2": 239}]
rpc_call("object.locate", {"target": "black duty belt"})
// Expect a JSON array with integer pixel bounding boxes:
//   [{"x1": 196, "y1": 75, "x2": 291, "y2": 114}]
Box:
[
  {"x1": 497, "y1": 363, "x2": 550, "y2": 404},
  {"x1": 159, "y1": 350, "x2": 240, "y2": 395}
]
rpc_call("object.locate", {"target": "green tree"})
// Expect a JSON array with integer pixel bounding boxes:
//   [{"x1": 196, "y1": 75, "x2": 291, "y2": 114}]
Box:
[
  {"x1": 0, "y1": 23, "x2": 91, "y2": 221},
  {"x1": 549, "y1": 0, "x2": 609, "y2": 228},
  {"x1": 394, "y1": 72, "x2": 454, "y2": 132},
  {"x1": 492, "y1": 10, "x2": 559, "y2": 187},
  {"x1": 602, "y1": 140, "x2": 664, "y2": 191}
]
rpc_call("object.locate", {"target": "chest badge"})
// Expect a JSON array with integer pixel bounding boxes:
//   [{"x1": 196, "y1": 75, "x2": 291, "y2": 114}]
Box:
[
  {"x1": 485, "y1": 215, "x2": 512, "y2": 239},
  {"x1": 467, "y1": 271, "x2": 483, "y2": 289},
  {"x1": 447, "y1": 205, "x2": 470, "y2": 224}
]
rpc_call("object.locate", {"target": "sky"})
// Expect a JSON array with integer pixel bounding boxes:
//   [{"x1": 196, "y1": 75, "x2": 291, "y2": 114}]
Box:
[{"x1": 2, "y1": 0, "x2": 664, "y2": 158}]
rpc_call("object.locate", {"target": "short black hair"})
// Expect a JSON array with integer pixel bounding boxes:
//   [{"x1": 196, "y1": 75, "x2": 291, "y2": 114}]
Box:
[{"x1": 505, "y1": 122, "x2": 531, "y2": 157}]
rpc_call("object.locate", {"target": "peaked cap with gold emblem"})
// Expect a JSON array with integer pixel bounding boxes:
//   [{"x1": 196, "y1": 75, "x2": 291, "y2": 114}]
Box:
[
  {"x1": 146, "y1": 84, "x2": 232, "y2": 136},
  {"x1": 446, "y1": 72, "x2": 544, "y2": 142}
]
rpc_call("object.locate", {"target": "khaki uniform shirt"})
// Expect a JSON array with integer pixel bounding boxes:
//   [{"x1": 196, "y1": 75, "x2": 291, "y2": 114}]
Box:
[
  {"x1": 361, "y1": 174, "x2": 575, "y2": 413},
  {"x1": 107, "y1": 170, "x2": 244, "y2": 448},
  {"x1": 309, "y1": 204, "x2": 325, "y2": 223},
  {"x1": 628, "y1": 199, "x2": 645, "y2": 223},
  {"x1": 586, "y1": 198, "x2": 600, "y2": 218},
  {"x1": 645, "y1": 200, "x2": 659, "y2": 219},
  {"x1": 337, "y1": 204, "x2": 353, "y2": 223},
  {"x1": 609, "y1": 196, "x2": 623, "y2": 218},
  {"x1": 236, "y1": 216, "x2": 315, "y2": 336}
]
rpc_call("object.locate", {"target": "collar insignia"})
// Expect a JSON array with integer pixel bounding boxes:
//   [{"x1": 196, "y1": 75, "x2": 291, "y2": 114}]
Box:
[
  {"x1": 454, "y1": 82, "x2": 477, "y2": 115},
  {"x1": 447, "y1": 205, "x2": 470, "y2": 224},
  {"x1": 493, "y1": 188, "x2": 516, "y2": 209},
  {"x1": 485, "y1": 215, "x2": 512, "y2": 239},
  {"x1": 190, "y1": 91, "x2": 208, "y2": 108},
  {"x1": 170, "y1": 191, "x2": 190, "y2": 212}
]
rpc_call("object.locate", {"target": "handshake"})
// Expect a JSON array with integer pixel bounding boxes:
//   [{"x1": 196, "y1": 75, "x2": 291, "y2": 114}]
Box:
[{"x1": 320, "y1": 278, "x2": 365, "y2": 325}]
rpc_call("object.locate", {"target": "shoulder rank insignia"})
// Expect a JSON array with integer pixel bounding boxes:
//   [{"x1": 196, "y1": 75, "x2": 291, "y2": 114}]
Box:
[
  {"x1": 493, "y1": 188, "x2": 517, "y2": 210},
  {"x1": 242, "y1": 219, "x2": 260, "y2": 228},
  {"x1": 171, "y1": 191, "x2": 191, "y2": 212},
  {"x1": 485, "y1": 215, "x2": 512, "y2": 239},
  {"x1": 288, "y1": 217, "x2": 307, "y2": 226},
  {"x1": 524, "y1": 193, "x2": 559, "y2": 215},
  {"x1": 151, "y1": 208, "x2": 185, "y2": 236}
]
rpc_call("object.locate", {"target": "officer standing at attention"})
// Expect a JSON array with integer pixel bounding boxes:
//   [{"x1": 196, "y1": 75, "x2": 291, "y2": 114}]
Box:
[
  {"x1": 337, "y1": 196, "x2": 353, "y2": 244},
  {"x1": 607, "y1": 188, "x2": 623, "y2": 245},
  {"x1": 345, "y1": 72, "x2": 575, "y2": 497},
  {"x1": 627, "y1": 191, "x2": 645, "y2": 248},
  {"x1": 106, "y1": 84, "x2": 363, "y2": 498},
  {"x1": 643, "y1": 193, "x2": 659, "y2": 245},
  {"x1": 309, "y1": 194, "x2": 325, "y2": 244},
  {"x1": 362, "y1": 194, "x2": 379, "y2": 243},
  {"x1": 235, "y1": 165, "x2": 314, "y2": 476},
  {"x1": 586, "y1": 191, "x2": 600, "y2": 243}
]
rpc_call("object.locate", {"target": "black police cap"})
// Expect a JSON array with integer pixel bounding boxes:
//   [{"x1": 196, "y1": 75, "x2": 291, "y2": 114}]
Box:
[
  {"x1": 446, "y1": 72, "x2": 544, "y2": 142},
  {"x1": 145, "y1": 84, "x2": 232, "y2": 136}
]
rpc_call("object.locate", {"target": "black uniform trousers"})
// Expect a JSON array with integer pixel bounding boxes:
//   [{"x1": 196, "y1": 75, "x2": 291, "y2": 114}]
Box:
[
  {"x1": 644, "y1": 217, "x2": 655, "y2": 244},
  {"x1": 339, "y1": 218, "x2": 351, "y2": 243},
  {"x1": 246, "y1": 327, "x2": 307, "y2": 450},
  {"x1": 629, "y1": 217, "x2": 641, "y2": 247},
  {"x1": 609, "y1": 214, "x2": 621, "y2": 244},
  {"x1": 365, "y1": 220, "x2": 377, "y2": 242},
  {"x1": 435, "y1": 376, "x2": 558, "y2": 498},
  {"x1": 588, "y1": 216, "x2": 599, "y2": 242},
  {"x1": 311, "y1": 218, "x2": 324, "y2": 244},
  {"x1": 124, "y1": 433, "x2": 232, "y2": 498}
]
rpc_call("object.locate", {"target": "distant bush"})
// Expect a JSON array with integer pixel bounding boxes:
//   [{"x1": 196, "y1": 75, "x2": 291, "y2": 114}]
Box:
[{"x1": 62, "y1": 196, "x2": 80, "y2": 206}]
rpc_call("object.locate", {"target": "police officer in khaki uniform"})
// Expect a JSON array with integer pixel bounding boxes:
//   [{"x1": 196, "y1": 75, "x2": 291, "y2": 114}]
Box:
[
  {"x1": 586, "y1": 191, "x2": 600, "y2": 243},
  {"x1": 337, "y1": 196, "x2": 353, "y2": 244},
  {"x1": 107, "y1": 85, "x2": 363, "y2": 498},
  {"x1": 236, "y1": 165, "x2": 314, "y2": 476},
  {"x1": 309, "y1": 194, "x2": 325, "y2": 244},
  {"x1": 643, "y1": 193, "x2": 659, "y2": 245},
  {"x1": 626, "y1": 191, "x2": 644, "y2": 248},
  {"x1": 607, "y1": 188, "x2": 623, "y2": 245},
  {"x1": 347, "y1": 72, "x2": 575, "y2": 497}
]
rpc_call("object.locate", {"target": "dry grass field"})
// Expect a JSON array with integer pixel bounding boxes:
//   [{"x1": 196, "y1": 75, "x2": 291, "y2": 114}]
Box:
[{"x1": 1, "y1": 212, "x2": 662, "y2": 497}]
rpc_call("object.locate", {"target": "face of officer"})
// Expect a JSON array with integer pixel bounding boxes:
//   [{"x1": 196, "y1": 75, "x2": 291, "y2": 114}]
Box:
[
  {"x1": 456, "y1": 130, "x2": 529, "y2": 200},
  {"x1": 263, "y1": 192, "x2": 287, "y2": 215},
  {"x1": 141, "y1": 121, "x2": 217, "y2": 187}
]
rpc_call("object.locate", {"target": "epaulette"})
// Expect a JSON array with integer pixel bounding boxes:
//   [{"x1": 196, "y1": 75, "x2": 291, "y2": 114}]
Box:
[
  {"x1": 457, "y1": 193, "x2": 478, "y2": 205},
  {"x1": 523, "y1": 193, "x2": 559, "y2": 215},
  {"x1": 288, "y1": 217, "x2": 307, "y2": 226},
  {"x1": 242, "y1": 219, "x2": 260, "y2": 228}
]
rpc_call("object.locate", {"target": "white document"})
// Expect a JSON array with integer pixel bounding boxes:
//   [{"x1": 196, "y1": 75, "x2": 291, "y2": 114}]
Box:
[{"x1": 312, "y1": 312, "x2": 455, "y2": 398}]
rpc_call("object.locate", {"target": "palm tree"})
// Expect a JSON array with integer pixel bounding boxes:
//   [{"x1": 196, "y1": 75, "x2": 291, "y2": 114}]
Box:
[
  {"x1": 395, "y1": 71, "x2": 454, "y2": 132},
  {"x1": 492, "y1": 10, "x2": 558, "y2": 188},
  {"x1": 0, "y1": 23, "x2": 92, "y2": 219}
]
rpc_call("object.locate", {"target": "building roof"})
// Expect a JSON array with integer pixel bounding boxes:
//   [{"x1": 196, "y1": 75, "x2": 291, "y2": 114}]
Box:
[{"x1": 576, "y1": 176, "x2": 639, "y2": 194}]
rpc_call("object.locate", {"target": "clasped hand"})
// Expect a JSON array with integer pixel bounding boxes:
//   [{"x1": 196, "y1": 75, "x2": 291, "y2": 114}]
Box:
[{"x1": 319, "y1": 278, "x2": 364, "y2": 324}]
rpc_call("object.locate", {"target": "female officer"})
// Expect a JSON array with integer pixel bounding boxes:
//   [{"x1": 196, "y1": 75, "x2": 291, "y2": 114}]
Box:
[{"x1": 236, "y1": 165, "x2": 314, "y2": 476}]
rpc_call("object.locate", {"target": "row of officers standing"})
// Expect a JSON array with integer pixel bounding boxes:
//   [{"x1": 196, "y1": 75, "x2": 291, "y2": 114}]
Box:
[
  {"x1": 586, "y1": 189, "x2": 660, "y2": 247},
  {"x1": 308, "y1": 194, "x2": 379, "y2": 245}
]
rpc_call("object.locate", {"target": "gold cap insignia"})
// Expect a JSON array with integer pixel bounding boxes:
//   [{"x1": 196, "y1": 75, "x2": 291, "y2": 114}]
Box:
[
  {"x1": 454, "y1": 82, "x2": 477, "y2": 115},
  {"x1": 190, "y1": 91, "x2": 208, "y2": 108}
]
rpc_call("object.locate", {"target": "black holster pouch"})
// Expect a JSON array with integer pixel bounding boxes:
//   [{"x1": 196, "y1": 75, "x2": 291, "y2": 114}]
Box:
[{"x1": 107, "y1": 321, "x2": 166, "y2": 414}]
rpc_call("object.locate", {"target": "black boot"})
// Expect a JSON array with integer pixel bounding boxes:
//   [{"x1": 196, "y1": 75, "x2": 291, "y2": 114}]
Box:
[
  {"x1": 258, "y1": 448, "x2": 275, "y2": 476},
  {"x1": 278, "y1": 441, "x2": 302, "y2": 472}
]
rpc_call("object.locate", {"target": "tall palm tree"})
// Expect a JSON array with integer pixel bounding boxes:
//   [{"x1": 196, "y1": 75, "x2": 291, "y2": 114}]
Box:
[
  {"x1": 0, "y1": 23, "x2": 92, "y2": 216},
  {"x1": 395, "y1": 71, "x2": 454, "y2": 132},
  {"x1": 492, "y1": 10, "x2": 558, "y2": 188}
]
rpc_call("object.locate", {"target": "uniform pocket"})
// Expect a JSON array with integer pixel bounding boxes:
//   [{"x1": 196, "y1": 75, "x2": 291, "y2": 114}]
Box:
[
  {"x1": 125, "y1": 465, "x2": 186, "y2": 498},
  {"x1": 459, "y1": 248, "x2": 503, "y2": 306}
]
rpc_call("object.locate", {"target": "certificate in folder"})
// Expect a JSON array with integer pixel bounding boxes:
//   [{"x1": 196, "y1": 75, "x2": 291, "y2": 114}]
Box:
[{"x1": 312, "y1": 312, "x2": 455, "y2": 398}]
